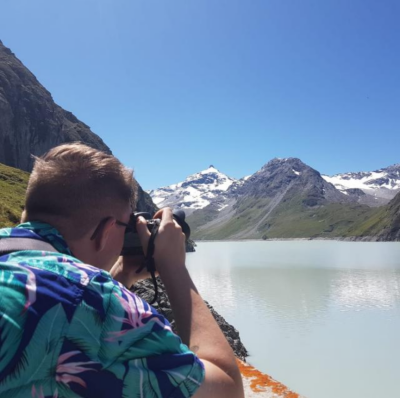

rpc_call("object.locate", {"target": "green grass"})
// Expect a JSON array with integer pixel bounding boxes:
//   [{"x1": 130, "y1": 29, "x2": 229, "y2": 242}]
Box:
[
  {"x1": 187, "y1": 207, "x2": 220, "y2": 234},
  {"x1": 345, "y1": 206, "x2": 390, "y2": 237},
  {"x1": 190, "y1": 194, "x2": 384, "y2": 240},
  {"x1": 262, "y1": 195, "x2": 379, "y2": 238},
  {"x1": 192, "y1": 197, "x2": 272, "y2": 240},
  {"x1": 0, "y1": 163, "x2": 29, "y2": 228}
]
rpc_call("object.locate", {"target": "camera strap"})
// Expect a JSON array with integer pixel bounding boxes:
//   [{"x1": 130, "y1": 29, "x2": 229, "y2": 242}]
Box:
[
  {"x1": 0, "y1": 238, "x2": 59, "y2": 256},
  {"x1": 135, "y1": 223, "x2": 160, "y2": 305}
]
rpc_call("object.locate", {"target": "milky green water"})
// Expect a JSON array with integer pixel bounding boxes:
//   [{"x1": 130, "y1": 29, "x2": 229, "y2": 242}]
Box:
[{"x1": 186, "y1": 241, "x2": 400, "y2": 398}]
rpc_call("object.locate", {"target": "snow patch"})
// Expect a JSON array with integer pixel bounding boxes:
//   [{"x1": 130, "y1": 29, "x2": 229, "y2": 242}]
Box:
[
  {"x1": 322, "y1": 165, "x2": 400, "y2": 200},
  {"x1": 323, "y1": 171, "x2": 400, "y2": 191},
  {"x1": 149, "y1": 166, "x2": 238, "y2": 211}
]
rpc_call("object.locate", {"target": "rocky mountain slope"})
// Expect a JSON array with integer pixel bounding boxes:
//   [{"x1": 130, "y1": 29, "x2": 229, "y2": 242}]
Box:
[
  {"x1": 188, "y1": 158, "x2": 378, "y2": 240},
  {"x1": 0, "y1": 40, "x2": 157, "y2": 217},
  {"x1": 322, "y1": 163, "x2": 400, "y2": 206},
  {"x1": 150, "y1": 159, "x2": 392, "y2": 215},
  {"x1": 0, "y1": 40, "x2": 110, "y2": 171},
  {"x1": 149, "y1": 158, "x2": 399, "y2": 240}
]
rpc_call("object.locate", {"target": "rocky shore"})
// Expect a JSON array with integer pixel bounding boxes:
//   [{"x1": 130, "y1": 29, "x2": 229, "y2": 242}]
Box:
[{"x1": 132, "y1": 277, "x2": 248, "y2": 360}]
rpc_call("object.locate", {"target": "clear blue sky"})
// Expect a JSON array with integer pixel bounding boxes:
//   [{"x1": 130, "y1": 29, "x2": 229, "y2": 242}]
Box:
[{"x1": 1, "y1": 0, "x2": 399, "y2": 190}]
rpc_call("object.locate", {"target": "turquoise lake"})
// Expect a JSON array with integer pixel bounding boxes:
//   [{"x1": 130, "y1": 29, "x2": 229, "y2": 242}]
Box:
[{"x1": 186, "y1": 241, "x2": 400, "y2": 398}]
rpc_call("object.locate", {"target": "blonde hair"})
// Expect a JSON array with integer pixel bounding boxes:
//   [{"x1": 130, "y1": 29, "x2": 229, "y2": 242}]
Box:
[{"x1": 23, "y1": 143, "x2": 137, "y2": 239}]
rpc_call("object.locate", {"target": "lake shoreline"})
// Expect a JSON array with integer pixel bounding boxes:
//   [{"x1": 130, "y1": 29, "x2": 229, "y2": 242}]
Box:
[{"x1": 194, "y1": 236, "x2": 399, "y2": 243}]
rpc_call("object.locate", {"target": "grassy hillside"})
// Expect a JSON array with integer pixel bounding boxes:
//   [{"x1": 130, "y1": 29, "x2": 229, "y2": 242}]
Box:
[
  {"x1": 190, "y1": 197, "x2": 272, "y2": 240},
  {"x1": 190, "y1": 195, "x2": 383, "y2": 240},
  {"x1": 347, "y1": 193, "x2": 399, "y2": 239},
  {"x1": 0, "y1": 163, "x2": 29, "y2": 228},
  {"x1": 262, "y1": 196, "x2": 380, "y2": 239}
]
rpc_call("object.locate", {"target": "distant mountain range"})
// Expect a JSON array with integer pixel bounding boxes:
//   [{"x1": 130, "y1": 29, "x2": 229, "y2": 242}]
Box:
[
  {"x1": 322, "y1": 164, "x2": 400, "y2": 205},
  {"x1": 149, "y1": 159, "x2": 400, "y2": 241},
  {"x1": 149, "y1": 160, "x2": 400, "y2": 212}
]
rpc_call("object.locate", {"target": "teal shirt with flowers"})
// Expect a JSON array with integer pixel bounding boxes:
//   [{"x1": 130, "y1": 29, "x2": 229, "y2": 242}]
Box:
[{"x1": 0, "y1": 222, "x2": 204, "y2": 397}]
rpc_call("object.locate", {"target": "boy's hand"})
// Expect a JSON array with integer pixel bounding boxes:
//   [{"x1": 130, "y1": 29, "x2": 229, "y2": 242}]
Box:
[{"x1": 136, "y1": 207, "x2": 186, "y2": 274}]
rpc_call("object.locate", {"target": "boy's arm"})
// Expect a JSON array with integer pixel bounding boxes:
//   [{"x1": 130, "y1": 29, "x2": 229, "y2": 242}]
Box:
[{"x1": 137, "y1": 208, "x2": 244, "y2": 398}]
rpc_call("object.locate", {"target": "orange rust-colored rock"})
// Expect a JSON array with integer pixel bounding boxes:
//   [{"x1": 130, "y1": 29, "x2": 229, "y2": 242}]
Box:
[{"x1": 237, "y1": 359, "x2": 300, "y2": 398}]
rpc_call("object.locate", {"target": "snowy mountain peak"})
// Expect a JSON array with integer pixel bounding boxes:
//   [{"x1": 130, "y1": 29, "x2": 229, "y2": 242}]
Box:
[
  {"x1": 198, "y1": 165, "x2": 218, "y2": 174},
  {"x1": 148, "y1": 166, "x2": 238, "y2": 214},
  {"x1": 322, "y1": 163, "x2": 400, "y2": 203}
]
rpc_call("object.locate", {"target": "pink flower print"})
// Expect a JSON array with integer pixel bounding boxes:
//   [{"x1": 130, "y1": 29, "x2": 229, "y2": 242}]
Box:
[
  {"x1": 31, "y1": 385, "x2": 58, "y2": 398},
  {"x1": 11, "y1": 264, "x2": 36, "y2": 312},
  {"x1": 56, "y1": 351, "x2": 97, "y2": 388},
  {"x1": 105, "y1": 292, "x2": 171, "y2": 342},
  {"x1": 23, "y1": 267, "x2": 36, "y2": 312},
  {"x1": 31, "y1": 385, "x2": 44, "y2": 398},
  {"x1": 67, "y1": 260, "x2": 93, "y2": 286}
]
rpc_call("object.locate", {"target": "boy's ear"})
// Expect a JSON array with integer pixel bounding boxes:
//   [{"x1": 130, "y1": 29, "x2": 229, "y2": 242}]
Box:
[{"x1": 93, "y1": 217, "x2": 115, "y2": 252}]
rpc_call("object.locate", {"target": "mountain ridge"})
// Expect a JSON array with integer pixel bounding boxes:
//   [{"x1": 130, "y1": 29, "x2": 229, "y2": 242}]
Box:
[
  {"x1": 150, "y1": 159, "x2": 400, "y2": 211},
  {"x1": 188, "y1": 157, "x2": 371, "y2": 240},
  {"x1": 148, "y1": 165, "x2": 244, "y2": 215},
  {"x1": 0, "y1": 40, "x2": 110, "y2": 171},
  {"x1": 322, "y1": 163, "x2": 400, "y2": 205},
  {"x1": 149, "y1": 158, "x2": 399, "y2": 241},
  {"x1": 0, "y1": 40, "x2": 157, "y2": 217}
]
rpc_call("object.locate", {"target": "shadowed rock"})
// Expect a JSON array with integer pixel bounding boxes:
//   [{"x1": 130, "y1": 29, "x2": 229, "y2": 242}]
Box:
[
  {"x1": 0, "y1": 40, "x2": 110, "y2": 171},
  {"x1": 132, "y1": 277, "x2": 248, "y2": 360}
]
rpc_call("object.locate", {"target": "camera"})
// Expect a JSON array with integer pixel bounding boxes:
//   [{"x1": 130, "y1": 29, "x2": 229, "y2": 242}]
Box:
[{"x1": 121, "y1": 210, "x2": 190, "y2": 256}]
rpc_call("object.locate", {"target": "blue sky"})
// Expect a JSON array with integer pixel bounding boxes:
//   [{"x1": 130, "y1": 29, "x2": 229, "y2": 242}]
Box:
[{"x1": 1, "y1": 0, "x2": 399, "y2": 190}]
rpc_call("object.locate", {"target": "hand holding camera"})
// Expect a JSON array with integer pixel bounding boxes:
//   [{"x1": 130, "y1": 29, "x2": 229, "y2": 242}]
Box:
[
  {"x1": 134, "y1": 208, "x2": 190, "y2": 273},
  {"x1": 112, "y1": 208, "x2": 190, "y2": 297},
  {"x1": 121, "y1": 208, "x2": 190, "y2": 258}
]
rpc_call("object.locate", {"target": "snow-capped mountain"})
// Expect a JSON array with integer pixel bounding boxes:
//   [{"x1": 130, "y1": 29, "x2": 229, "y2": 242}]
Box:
[
  {"x1": 149, "y1": 162, "x2": 400, "y2": 216},
  {"x1": 322, "y1": 163, "x2": 400, "y2": 204},
  {"x1": 148, "y1": 166, "x2": 240, "y2": 215},
  {"x1": 186, "y1": 157, "x2": 371, "y2": 240}
]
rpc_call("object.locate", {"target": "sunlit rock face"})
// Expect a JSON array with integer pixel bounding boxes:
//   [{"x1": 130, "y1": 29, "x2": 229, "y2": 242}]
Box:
[
  {"x1": 234, "y1": 157, "x2": 350, "y2": 204},
  {"x1": 0, "y1": 40, "x2": 110, "y2": 172}
]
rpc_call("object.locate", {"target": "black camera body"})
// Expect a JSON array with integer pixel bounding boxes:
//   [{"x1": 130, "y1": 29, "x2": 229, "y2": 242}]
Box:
[{"x1": 121, "y1": 210, "x2": 190, "y2": 256}]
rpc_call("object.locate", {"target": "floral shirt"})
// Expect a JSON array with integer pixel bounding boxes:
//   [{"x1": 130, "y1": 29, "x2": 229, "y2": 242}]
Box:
[{"x1": 0, "y1": 222, "x2": 204, "y2": 398}]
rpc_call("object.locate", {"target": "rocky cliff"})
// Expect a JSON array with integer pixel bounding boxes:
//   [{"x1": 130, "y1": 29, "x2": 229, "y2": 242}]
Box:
[
  {"x1": 132, "y1": 277, "x2": 248, "y2": 360},
  {"x1": 0, "y1": 40, "x2": 157, "y2": 214},
  {"x1": 0, "y1": 40, "x2": 110, "y2": 171}
]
